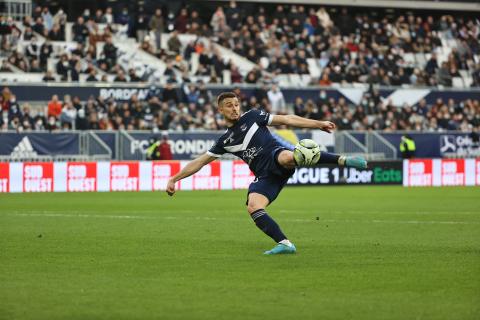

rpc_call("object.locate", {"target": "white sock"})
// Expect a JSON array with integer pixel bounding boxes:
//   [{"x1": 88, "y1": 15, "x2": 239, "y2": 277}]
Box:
[{"x1": 279, "y1": 239, "x2": 293, "y2": 247}]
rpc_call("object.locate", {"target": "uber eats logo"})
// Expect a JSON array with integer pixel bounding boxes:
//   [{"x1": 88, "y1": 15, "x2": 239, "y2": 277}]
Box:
[{"x1": 373, "y1": 167, "x2": 402, "y2": 183}]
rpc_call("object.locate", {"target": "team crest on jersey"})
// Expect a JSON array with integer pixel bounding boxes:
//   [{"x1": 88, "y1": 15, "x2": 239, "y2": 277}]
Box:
[
  {"x1": 223, "y1": 132, "x2": 234, "y2": 144},
  {"x1": 240, "y1": 123, "x2": 248, "y2": 131},
  {"x1": 260, "y1": 110, "x2": 266, "y2": 116},
  {"x1": 242, "y1": 146, "x2": 263, "y2": 164}
]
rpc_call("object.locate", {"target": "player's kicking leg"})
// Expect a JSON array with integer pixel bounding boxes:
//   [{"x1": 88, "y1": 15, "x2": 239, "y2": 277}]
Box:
[
  {"x1": 277, "y1": 148, "x2": 367, "y2": 169},
  {"x1": 247, "y1": 192, "x2": 296, "y2": 255}
]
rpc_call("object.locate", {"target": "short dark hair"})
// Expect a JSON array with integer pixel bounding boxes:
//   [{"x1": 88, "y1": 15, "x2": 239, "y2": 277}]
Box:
[{"x1": 217, "y1": 92, "x2": 237, "y2": 107}]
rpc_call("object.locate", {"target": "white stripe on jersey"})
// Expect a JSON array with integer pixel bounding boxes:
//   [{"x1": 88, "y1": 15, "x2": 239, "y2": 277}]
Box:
[
  {"x1": 223, "y1": 122, "x2": 259, "y2": 153},
  {"x1": 206, "y1": 151, "x2": 222, "y2": 158}
]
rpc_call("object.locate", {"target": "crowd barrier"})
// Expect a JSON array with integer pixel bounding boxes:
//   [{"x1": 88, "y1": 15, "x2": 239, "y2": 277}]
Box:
[
  {"x1": 0, "y1": 159, "x2": 478, "y2": 193},
  {"x1": 1, "y1": 131, "x2": 478, "y2": 160}
]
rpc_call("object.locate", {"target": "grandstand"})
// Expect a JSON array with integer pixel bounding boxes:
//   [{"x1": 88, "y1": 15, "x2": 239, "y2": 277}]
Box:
[{"x1": 0, "y1": 0, "x2": 479, "y2": 136}]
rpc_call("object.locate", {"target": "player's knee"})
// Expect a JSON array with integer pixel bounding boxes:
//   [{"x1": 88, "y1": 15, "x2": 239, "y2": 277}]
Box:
[
  {"x1": 247, "y1": 202, "x2": 264, "y2": 215},
  {"x1": 277, "y1": 150, "x2": 296, "y2": 169}
]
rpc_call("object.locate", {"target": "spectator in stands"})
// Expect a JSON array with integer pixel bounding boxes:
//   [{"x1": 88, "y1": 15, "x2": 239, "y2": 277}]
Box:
[
  {"x1": 93, "y1": 9, "x2": 106, "y2": 24},
  {"x1": 56, "y1": 54, "x2": 70, "y2": 81},
  {"x1": 47, "y1": 95, "x2": 62, "y2": 119},
  {"x1": 22, "y1": 25, "x2": 34, "y2": 41},
  {"x1": 167, "y1": 31, "x2": 182, "y2": 54},
  {"x1": 117, "y1": 7, "x2": 131, "y2": 26},
  {"x1": 85, "y1": 69, "x2": 98, "y2": 82},
  {"x1": 267, "y1": 84, "x2": 287, "y2": 114},
  {"x1": 25, "y1": 36, "x2": 40, "y2": 60},
  {"x1": 32, "y1": 17, "x2": 45, "y2": 36},
  {"x1": 0, "y1": 60, "x2": 11, "y2": 72},
  {"x1": 425, "y1": 53, "x2": 439, "y2": 75},
  {"x1": 113, "y1": 69, "x2": 126, "y2": 82},
  {"x1": 128, "y1": 68, "x2": 142, "y2": 82},
  {"x1": 30, "y1": 59, "x2": 42, "y2": 72},
  {"x1": 60, "y1": 101, "x2": 77, "y2": 129},
  {"x1": 53, "y1": 8, "x2": 67, "y2": 35},
  {"x1": 162, "y1": 81, "x2": 179, "y2": 104},
  {"x1": 134, "y1": 7, "x2": 149, "y2": 42},
  {"x1": 101, "y1": 7, "x2": 112, "y2": 24},
  {"x1": 175, "y1": 8, "x2": 189, "y2": 33},
  {"x1": 72, "y1": 16, "x2": 89, "y2": 43},
  {"x1": 102, "y1": 36, "x2": 118, "y2": 70},
  {"x1": 0, "y1": 15, "x2": 10, "y2": 50},
  {"x1": 210, "y1": 7, "x2": 226, "y2": 33},
  {"x1": 41, "y1": 7, "x2": 53, "y2": 31},
  {"x1": 48, "y1": 23, "x2": 64, "y2": 41},
  {"x1": 39, "y1": 40, "x2": 53, "y2": 71},
  {"x1": 149, "y1": 9, "x2": 164, "y2": 53},
  {"x1": 437, "y1": 62, "x2": 452, "y2": 86}
]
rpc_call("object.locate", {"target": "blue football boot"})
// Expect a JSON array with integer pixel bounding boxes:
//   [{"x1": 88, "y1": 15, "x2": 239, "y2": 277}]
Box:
[
  {"x1": 264, "y1": 243, "x2": 296, "y2": 255},
  {"x1": 345, "y1": 156, "x2": 368, "y2": 169}
]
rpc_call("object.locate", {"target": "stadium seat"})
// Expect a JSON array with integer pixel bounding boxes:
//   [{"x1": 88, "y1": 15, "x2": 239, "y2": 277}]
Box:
[{"x1": 452, "y1": 77, "x2": 464, "y2": 88}]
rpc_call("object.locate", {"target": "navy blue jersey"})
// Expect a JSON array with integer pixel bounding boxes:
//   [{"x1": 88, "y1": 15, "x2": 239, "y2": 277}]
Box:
[{"x1": 207, "y1": 109, "x2": 285, "y2": 177}]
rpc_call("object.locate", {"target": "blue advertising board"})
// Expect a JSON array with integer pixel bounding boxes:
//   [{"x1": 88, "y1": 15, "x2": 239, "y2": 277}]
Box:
[
  {"x1": 0, "y1": 131, "x2": 477, "y2": 159},
  {"x1": 5, "y1": 84, "x2": 480, "y2": 106},
  {"x1": 0, "y1": 132, "x2": 79, "y2": 157}
]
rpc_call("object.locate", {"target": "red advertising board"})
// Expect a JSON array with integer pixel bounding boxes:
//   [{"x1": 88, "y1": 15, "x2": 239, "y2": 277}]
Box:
[
  {"x1": 476, "y1": 159, "x2": 480, "y2": 186},
  {"x1": 23, "y1": 162, "x2": 54, "y2": 192},
  {"x1": 67, "y1": 162, "x2": 97, "y2": 192},
  {"x1": 192, "y1": 161, "x2": 221, "y2": 190},
  {"x1": 441, "y1": 159, "x2": 465, "y2": 186},
  {"x1": 110, "y1": 162, "x2": 139, "y2": 191},
  {"x1": 0, "y1": 163, "x2": 9, "y2": 192},
  {"x1": 232, "y1": 160, "x2": 255, "y2": 189},
  {"x1": 407, "y1": 159, "x2": 432, "y2": 186},
  {"x1": 152, "y1": 161, "x2": 181, "y2": 191}
]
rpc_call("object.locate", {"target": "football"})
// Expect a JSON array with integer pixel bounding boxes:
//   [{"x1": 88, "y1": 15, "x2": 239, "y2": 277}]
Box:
[{"x1": 293, "y1": 139, "x2": 321, "y2": 166}]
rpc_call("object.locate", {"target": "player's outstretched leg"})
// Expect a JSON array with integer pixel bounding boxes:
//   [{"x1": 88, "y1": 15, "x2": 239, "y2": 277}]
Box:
[
  {"x1": 289, "y1": 140, "x2": 367, "y2": 169},
  {"x1": 311, "y1": 152, "x2": 367, "y2": 169},
  {"x1": 248, "y1": 193, "x2": 296, "y2": 255}
]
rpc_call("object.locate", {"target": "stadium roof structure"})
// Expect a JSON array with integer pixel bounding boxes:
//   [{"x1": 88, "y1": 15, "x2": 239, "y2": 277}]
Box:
[{"x1": 212, "y1": 0, "x2": 480, "y2": 12}]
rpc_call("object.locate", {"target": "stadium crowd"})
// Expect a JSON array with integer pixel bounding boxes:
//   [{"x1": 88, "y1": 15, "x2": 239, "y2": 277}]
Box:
[
  {"x1": 1, "y1": 85, "x2": 479, "y2": 133},
  {"x1": 0, "y1": 2, "x2": 479, "y2": 87}
]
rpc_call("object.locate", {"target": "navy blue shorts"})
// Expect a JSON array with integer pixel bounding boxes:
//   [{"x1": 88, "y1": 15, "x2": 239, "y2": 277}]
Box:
[{"x1": 247, "y1": 148, "x2": 295, "y2": 205}]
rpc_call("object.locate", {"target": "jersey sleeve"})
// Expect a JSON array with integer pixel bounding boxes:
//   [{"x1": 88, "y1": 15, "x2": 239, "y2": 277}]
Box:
[
  {"x1": 206, "y1": 139, "x2": 226, "y2": 158},
  {"x1": 251, "y1": 109, "x2": 273, "y2": 126}
]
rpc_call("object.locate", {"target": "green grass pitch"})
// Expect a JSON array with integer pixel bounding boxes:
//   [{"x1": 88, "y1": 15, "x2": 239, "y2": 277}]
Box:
[{"x1": 1, "y1": 186, "x2": 479, "y2": 320}]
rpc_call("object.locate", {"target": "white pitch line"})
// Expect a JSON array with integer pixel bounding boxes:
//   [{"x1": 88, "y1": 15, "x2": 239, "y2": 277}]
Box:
[
  {"x1": 278, "y1": 210, "x2": 480, "y2": 215},
  {"x1": 5, "y1": 213, "x2": 480, "y2": 225}
]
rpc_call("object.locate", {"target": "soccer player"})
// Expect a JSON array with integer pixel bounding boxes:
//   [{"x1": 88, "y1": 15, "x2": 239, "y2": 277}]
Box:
[{"x1": 166, "y1": 92, "x2": 367, "y2": 255}]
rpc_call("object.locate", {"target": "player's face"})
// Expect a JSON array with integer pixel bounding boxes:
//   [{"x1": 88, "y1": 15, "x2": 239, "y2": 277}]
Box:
[{"x1": 220, "y1": 97, "x2": 240, "y2": 122}]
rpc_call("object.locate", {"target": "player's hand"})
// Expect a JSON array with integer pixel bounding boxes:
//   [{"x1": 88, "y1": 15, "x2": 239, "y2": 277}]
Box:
[
  {"x1": 318, "y1": 121, "x2": 336, "y2": 133},
  {"x1": 166, "y1": 179, "x2": 176, "y2": 196}
]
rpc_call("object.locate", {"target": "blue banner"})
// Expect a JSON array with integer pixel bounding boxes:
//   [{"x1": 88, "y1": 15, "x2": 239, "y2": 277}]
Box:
[
  {"x1": 6, "y1": 84, "x2": 480, "y2": 106},
  {"x1": 381, "y1": 132, "x2": 479, "y2": 158},
  {"x1": 0, "y1": 133, "x2": 79, "y2": 156},
  {"x1": 351, "y1": 132, "x2": 479, "y2": 158},
  {"x1": 1, "y1": 131, "x2": 476, "y2": 159}
]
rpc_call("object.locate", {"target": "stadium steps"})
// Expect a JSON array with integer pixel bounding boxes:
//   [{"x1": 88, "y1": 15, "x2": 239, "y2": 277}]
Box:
[
  {"x1": 171, "y1": 33, "x2": 257, "y2": 77},
  {"x1": 96, "y1": 39, "x2": 169, "y2": 83}
]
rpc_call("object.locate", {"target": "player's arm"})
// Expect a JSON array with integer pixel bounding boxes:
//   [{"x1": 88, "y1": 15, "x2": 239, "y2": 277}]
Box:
[
  {"x1": 166, "y1": 153, "x2": 217, "y2": 196},
  {"x1": 269, "y1": 114, "x2": 336, "y2": 133}
]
